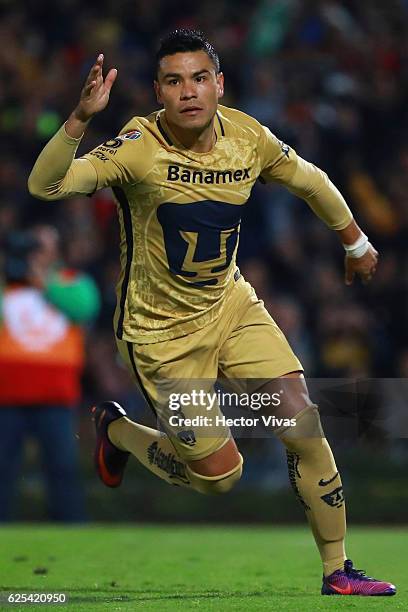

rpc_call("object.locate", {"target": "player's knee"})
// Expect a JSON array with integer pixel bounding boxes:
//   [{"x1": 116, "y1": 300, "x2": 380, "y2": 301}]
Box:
[
  {"x1": 186, "y1": 454, "x2": 243, "y2": 495},
  {"x1": 188, "y1": 438, "x2": 240, "y2": 476},
  {"x1": 275, "y1": 403, "x2": 324, "y2": 444}
]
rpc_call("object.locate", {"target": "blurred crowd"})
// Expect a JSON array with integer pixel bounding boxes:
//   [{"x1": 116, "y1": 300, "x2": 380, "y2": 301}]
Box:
[{"x1": 1, "y1": 0, "x2": 408, "y2": 404}]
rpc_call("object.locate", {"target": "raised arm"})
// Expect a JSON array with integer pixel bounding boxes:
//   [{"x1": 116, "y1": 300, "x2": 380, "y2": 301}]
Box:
[{"x1": 28, "y1": 54, "x2": 117, "y2": 200}]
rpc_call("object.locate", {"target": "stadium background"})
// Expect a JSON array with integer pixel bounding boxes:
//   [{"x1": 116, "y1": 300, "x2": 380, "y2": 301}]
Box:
[{"x1": 1, "y1": 0, "x2": 408, "y2": 522}]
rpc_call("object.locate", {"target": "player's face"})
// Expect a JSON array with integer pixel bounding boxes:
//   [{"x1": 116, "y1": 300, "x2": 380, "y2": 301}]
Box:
[{"x1": 155, "y1": 51, "x2": 224, "y2": 133}]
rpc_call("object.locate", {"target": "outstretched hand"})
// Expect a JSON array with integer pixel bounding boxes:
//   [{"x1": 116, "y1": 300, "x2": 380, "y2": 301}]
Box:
[
  {"x1": 344, "y1": 243, "x2": 379, "y2": 285},
  {"x1": 74, "y1": 54, "x2": 117, "y2": 123}
]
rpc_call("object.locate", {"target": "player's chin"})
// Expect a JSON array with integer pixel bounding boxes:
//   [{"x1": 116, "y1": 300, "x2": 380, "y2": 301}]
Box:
[{"x1": 178, "y1": 111, "x2": 209, "y2": 129}]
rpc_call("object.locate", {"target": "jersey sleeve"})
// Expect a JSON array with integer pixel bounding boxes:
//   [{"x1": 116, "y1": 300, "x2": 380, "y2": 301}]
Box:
[
  {"x1": 80, "y1": 121, "x2": 148, "y2": 190},
  {"x1": 28, "y1": 125, "x2": 98, "y2": 200},
  {"x1": 28, "y1": 120, "x2": 151, "y2": 201},
  {"x1": 258, "y1": 125, "x2": 353, "y2": 231},
  {"x1": 258, "y1": 125, "x2": 299, "y2": 184}
]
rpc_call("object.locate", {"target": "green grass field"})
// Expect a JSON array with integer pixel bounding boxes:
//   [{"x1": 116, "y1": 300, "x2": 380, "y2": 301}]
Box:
[{"x1": 0, "y1": 525, "x2": 406, "y2": 611}]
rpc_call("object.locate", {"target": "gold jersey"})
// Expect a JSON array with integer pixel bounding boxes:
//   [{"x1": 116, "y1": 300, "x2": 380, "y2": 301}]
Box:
[{"x1": 28, "y1": 104, "x2": 353, "y2": 344}]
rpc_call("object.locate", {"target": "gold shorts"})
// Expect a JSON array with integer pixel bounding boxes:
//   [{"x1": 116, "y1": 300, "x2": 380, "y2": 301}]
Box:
[{"x1": 116, "y1": 276, "x2": 302, "y2": 461}]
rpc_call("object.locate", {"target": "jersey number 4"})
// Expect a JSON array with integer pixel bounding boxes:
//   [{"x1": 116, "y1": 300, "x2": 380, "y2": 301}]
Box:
[{"x1": 157, "y1": 200, "x2": 242, "y2": 286}]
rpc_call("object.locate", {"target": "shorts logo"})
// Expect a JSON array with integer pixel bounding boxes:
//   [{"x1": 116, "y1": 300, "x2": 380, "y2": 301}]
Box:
[
  {"x1": 320, "y1": 486, "x2": 345, "y2": 508},
  {"x1": 177, "y1": 430, "x2": 196, "y2": 446},
  {"x1": 147, "y1": 441, "x2": 190, "y2": 484},
  {"x1": 120, "y1": 130, "x2": 142, "y2": 141}
]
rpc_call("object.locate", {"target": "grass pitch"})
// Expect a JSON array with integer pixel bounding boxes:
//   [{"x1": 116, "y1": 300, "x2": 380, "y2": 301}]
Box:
[{"x1": 0, "y1": 525, "x2": 406, "y2": 611}]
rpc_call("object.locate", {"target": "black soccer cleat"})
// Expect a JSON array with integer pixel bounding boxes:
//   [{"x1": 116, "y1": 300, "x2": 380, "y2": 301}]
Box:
[{"x1": 91, "y1": 401, "x2": 130, "y2": 488}]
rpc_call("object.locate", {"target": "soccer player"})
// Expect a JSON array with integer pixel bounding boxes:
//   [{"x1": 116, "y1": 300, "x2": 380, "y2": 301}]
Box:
[{"x1": 28, "y1": 30, "x2": 396, "y2": 596}]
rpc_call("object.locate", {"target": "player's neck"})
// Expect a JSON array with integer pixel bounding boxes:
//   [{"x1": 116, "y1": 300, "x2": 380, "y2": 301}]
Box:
[{"x1": 164, "y1": 116, "x2": 216, "y2": 153}]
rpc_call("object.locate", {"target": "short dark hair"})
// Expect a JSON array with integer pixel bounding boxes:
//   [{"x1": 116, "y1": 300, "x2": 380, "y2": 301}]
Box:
[{"x1": 156, "y1": 29, "x2": 220, "y2": 76}]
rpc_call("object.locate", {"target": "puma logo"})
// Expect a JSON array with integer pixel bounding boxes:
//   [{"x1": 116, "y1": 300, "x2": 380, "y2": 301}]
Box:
[{"x1": 318, "y1": 472, "x2": 339, "y2": 487}]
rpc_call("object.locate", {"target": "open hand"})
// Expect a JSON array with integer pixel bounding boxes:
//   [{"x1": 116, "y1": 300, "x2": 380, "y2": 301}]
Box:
[
  {"x1": 344, "y1": 243, "x2": 379, "y2": 285},
  {"x1": 74, "y1": 54, "x2": 117, "y2": 122}
]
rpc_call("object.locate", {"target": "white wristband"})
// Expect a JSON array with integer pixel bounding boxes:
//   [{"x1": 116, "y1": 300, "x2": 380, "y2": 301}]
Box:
[{"x1": 343, "y1": 233, "x2": 369, "y2": 258}]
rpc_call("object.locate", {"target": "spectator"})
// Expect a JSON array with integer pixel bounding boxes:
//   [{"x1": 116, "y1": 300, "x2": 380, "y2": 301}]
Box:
[{"x1": 0, "y1": 226, "x2": 100, "y2": 521}]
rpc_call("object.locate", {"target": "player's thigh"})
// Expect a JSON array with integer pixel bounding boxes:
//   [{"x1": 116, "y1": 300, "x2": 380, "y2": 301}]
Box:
[
  {"x1": 219, "y1": 279, "x2": 303, "y2": 384},
  {"x1": 116, "y1": 332, "x2": 231, "y2": 463}
]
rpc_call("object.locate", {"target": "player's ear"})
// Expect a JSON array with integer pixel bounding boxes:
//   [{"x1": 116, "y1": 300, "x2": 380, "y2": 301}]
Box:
[
  {"x1": 154, "y1": 80, "x2": 163, "y2": 104},
  {"x1": 216, "y1": 72, "x2": 224, "y2": 99}
]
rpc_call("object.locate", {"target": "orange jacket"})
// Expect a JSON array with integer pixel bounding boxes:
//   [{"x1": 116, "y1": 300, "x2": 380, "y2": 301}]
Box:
[{"x1": 0, "y1": 286, "x2": 85, "y2": 406}]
